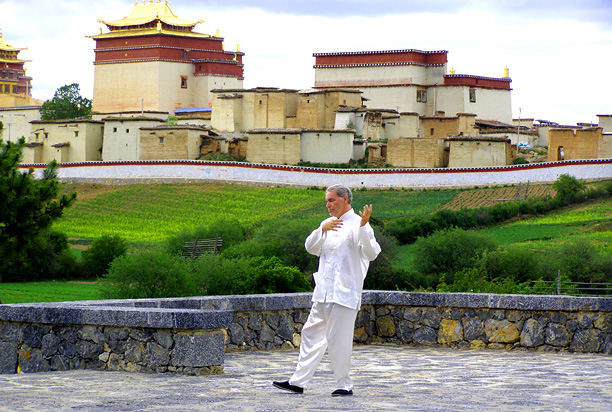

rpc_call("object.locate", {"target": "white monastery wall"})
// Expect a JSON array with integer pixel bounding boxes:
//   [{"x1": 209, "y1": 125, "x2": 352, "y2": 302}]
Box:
[{"x1": 21, "y1": 160, "x2": 612, "y2": 189}]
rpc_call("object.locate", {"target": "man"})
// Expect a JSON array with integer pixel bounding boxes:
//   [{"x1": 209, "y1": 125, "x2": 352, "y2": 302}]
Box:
[{"x1": 273, "y1": 184, "x2": 381, "y2": 397}]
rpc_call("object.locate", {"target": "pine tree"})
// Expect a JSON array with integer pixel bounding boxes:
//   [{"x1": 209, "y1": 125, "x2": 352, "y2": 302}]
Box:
[{"x1": 0, "y1": 137, "x2": 76, "y2": 281}]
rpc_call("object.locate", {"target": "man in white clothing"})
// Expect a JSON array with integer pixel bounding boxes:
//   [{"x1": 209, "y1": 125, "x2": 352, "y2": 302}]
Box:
[{"x1": 273, "y1": 184, "x2": 381, "y2": 397}]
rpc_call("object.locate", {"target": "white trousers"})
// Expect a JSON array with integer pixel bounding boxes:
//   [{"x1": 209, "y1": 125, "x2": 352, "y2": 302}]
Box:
[{"x1": 288, "y1": 302, "x2": 358, "y2": 390}]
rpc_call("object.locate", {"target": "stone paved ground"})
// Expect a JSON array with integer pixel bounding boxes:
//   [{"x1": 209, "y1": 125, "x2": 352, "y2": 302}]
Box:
[{"x1": 1, "y1": 345, "x2": 612, "y2": 411}]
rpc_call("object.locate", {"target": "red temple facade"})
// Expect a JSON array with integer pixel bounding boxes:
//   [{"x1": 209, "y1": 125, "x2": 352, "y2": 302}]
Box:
[{"x1": 89, "y1": 1, "x2": 244, "y2": 113}]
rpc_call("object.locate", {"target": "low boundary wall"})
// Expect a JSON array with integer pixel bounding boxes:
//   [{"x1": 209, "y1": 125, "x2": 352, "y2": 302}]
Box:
[
  {"x1": 20, "y1": 159, "x2": 612, "y2": 189},
  {"x1": 2, "y1": 292, "x2": 612, "y2": 375}
]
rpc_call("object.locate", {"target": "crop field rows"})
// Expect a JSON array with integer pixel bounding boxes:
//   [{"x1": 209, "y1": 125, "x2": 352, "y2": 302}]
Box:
[{"x1": 442, "y1": 184, "x2": 555, "y2": 210}]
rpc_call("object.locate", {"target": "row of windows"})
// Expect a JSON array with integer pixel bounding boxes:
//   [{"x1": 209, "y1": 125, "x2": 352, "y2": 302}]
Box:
[
  {"x1": 0, "y1": 84, "x2": 18, "y2": 93},
  {"x1": 416, "y1": 88, "x2": 477, "y2": 103},
  {"x1": 1, "y1": 71, "x2": 17, "y2": 79},
  {"x1": 0, "y1": 53, "x2": 18, "y2": 60}
]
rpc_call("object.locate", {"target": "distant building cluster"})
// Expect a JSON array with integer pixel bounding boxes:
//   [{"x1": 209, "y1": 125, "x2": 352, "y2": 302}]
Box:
[{"x1": 1, "y1": 0, "x2": 610, "y2": 168}]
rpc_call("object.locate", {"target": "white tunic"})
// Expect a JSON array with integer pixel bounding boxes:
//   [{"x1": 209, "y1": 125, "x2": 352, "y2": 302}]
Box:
[{"x1": 305, "y1": 208, "x2": 381, "y2": 310}]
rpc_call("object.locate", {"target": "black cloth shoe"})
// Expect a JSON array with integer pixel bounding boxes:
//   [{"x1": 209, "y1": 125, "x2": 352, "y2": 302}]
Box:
[
  {"x1": 331, "y1": 389, "x2": 353, "y2": 397},
  {"x1": 273, "y1": 380, "x2": 304, "y2": 394}
]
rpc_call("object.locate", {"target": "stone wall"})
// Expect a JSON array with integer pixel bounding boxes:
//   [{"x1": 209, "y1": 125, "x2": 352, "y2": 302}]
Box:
[{"x1": 2, "y1": 292, "x2": 612, "y2": 376}]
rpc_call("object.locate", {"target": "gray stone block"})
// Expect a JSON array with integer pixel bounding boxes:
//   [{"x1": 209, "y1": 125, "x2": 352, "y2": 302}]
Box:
[
  {"x1": 172, "y1": 331, "x2": 225, "y2": 367},
  {"x1": 0, "y1": 341, "x2": 18, "y2": 374},
  {"x1": 229, "y1": 295, "x2": 267, "y2": 312},
  {"x1": 41, "y1": 334, "x2": 62, "y2": 358},
  {"x1": 413, "y1": 326, "x2": 437, "y2": 346},
  {"x1": 570, "y1": 297, "x2": 600, "y2": 311},
  {"x1": 520, "y1": 318, "x2": 545, "y2": 347},
  {"x1": 545, "y1": 323, "x2": 570, "y2": 347},
  {"x1": 18, "y1": 346, "x2": 51, "y2": 373},
  {"x1": 570, "y1": 329, "x2": 602, "y2": 353},
  {"x1": 0, "y1": 322, "x2": 20, "y2": 341}
]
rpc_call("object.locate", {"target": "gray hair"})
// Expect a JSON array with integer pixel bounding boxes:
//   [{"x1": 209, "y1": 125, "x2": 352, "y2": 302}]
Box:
[{"x1": 326, "y1": 184, "x2": 352, "y2": 204}]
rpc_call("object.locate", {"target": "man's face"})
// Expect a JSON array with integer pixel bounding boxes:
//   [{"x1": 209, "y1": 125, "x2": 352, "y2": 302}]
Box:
[{"x1": 325, "y1": 190, "x2": 349, "y2": 218}]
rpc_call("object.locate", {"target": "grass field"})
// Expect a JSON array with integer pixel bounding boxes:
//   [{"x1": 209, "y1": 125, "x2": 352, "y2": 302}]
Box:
[
  {"x1": 4, "y1": 181, "x2": 609, "y2": 303},
  {"x1": 0, "y1": 281, "x2": 102, "y2": 304},
  {"x1": 54, "y1": 183, "x2": 461, "y2": 243}
]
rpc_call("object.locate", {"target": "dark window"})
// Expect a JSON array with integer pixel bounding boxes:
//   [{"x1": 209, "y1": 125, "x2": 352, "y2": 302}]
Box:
[
  {"x1": 469, "y1": 88, "x2": 476, "y2": 103},
  {"x1": 417, "y1": 89, "x2": 427, "y2": 103},
  {"x1": 181, "y1": 77, "x2": 188, "y2": 89}
]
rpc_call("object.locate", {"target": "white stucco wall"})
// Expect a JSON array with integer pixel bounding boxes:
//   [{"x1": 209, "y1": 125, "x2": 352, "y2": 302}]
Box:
[
  {"x1": 301, "y1": 131, "x2": 354, "y2": 163},
  {"x1": 21, "y1": 159, "x2": 612, "y2": 189}
]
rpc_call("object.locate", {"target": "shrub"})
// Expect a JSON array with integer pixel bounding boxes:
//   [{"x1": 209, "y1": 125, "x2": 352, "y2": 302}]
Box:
[
  {"x1": 553, "y1": 174, "x2": 586, "y2": 204},
  {"x1": 101, "y1": 249, "x2": 195, "y2": 299},
  {"x1": 81, "y1": 234, "x2": 128, "y2": 278},
  {"x1": 364, "y1": 227, "x2": 400, "y2": 290},
  {"x1": 222, "y1": 216, "x2": 320, "y2": 274},
  {"x1": 478, "y1": 247, "x2": 541, "y2": 283},
  {"x1": 191, "y1": 254, "x2": 311, "y2": 295},
  {"x1": 246, "y1": 256, "x2": 311, "y2": 294},
  {"x1": 437, "y1": 268, "x2": 530, "y2": 294},
  {"x1": 412, "y1": 228, "x2": 497, "y2": 278}
]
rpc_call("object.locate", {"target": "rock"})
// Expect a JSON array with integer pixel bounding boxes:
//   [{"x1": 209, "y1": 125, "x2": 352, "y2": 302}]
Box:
[
  {"x1": 0, "y1": 341, "x2": 18, "y2": 374},
  {"x1": 18, "y1": 346, "x2": 51, "y2": 373},
  {"x1": 0, "y1": 322, "x2": 20, "y2": 341},
  {"x1": 520, "y1": 319, "x2": 544, "y2": 347},
  {"x1": 484, "y1": 319, "x2": 519, "y2": 344},
  {"x1": 171, "y1": 331, "x2": 225, "y2": 368},
  {"x1": 292, "y1": 332, "x2": 301, "y2": 348},
  {"x1": 153, "y1": 330, "x2": 174, "y2": 349},
  {"x1": 577, "y1": 313, "x2": 594, "y2": 329},
  {"x1": 228, "y1": 323, "x2": 246, "y2": 346},
  {"x1": 438, "y1": 319, "x2": 463, "y2": 344},
  {"x1": 545, "y1": 323, "x2": 570, "y2": 347},
  {"x1": 98, "y1": 351, "x2": 110, "y2": 363},
  {"x1": 594, "y1": 313, "x2": 612, "y2": 334},
  {"x1": 276, "y1": 314, "x2": 295, "y2": 341},
  {"x1": 259, "y1": 325, "x2": 275, "y2": 343},
  {"x1": 41, "y1": 334, "x2": 62, "y2": 358},
  {"x1": 462, "y1": 317, "x2": 485, "y2": 341},
  {"x1": 413, "y1": 326, "x2": 437, "y2": 346},
  {"x1": 570, "y1": 329, "x2": 602, "y2": 353},
  {"x1": 420, "y1": 308, "x2": 441, "y2": 328},
  {"x1": 145, "y1": 341, "x2": 170, "y2": 367},
  {"x1": 353, "y1": 326, "x2": 369, "y2": 343},
  {"x1": 22, "y1": 324, "x2": 44, "y2": 348},
  {"x1": 248, "y1": 313, "x2": 263, "y2": 331},
  {"x1": 470, "y1": 340, "x2": 487, "y2": 350},
  {"x1": 601, "y1": 334, "x2": 612, "y2": 355},
  {"x1": 79, "y1": 325, "x2": 107, "y2": 344},
  {"x1": 76, "y1": 341, "x2": 104, "y2": 359},
  {"x1": 403, "y1": 308, "x2": 421, "y2": 322},
  {"x1": 396, "y1": 320, "x2": 414, "y2": 343},
  {"x1": 375, "y1": 316, "x2": 396, "y2": 338},
  {"x1": 124, "y1": 340, "x2": 145, "y2": 363}
]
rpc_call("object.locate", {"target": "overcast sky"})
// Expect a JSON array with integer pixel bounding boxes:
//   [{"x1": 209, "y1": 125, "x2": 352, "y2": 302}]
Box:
[{"x1": 2, "y1": 0, "x2": 611, "y2": 125}]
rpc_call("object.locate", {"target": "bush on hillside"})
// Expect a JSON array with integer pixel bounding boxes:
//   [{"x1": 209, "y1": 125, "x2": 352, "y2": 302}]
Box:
[
  {"x1": 101, "y1": 249, "x2": 195, "y2": 299},
  {"x1": 478, "y1": 246, "x2": 541, "y2": 283},
  {"x1": 191, "y1": 254, "x2": 311, "y2": 296},
  {"x1": 222, "y1": 216, "x2": 321, "y2": 274},
  {"x1": 82, "y1": 234, "x2": 128, "y2": 278},
  {"x1": 437, "y1": 268, "x2": 531, "y2": 294},
  {"x1": 412, "y1": 228, "x2": 497, "y2": 279}
]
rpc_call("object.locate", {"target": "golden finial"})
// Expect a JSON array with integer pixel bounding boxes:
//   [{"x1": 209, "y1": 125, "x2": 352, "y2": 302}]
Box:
[
  {"x1": 222, "y1": 42, "x2": 225, "y2": 51},
  {"x1": 236, "y1": 42, "x2": 240, "y2": 52},
  {"x1": 150, "y1": 0, "x2": 153, "y2": 4},
  {"x1": 449, "y1": 67, "x2": 455, "y2": 75},
  {"x1": 215, "y1": 28, "x2": 220, "y2": 37},
  {"x1": 503, "y1": 66, "x2": 510, "y2": 78}
]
